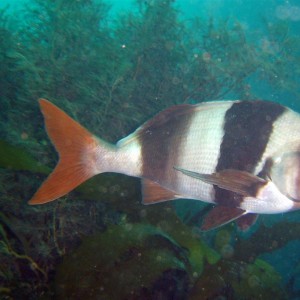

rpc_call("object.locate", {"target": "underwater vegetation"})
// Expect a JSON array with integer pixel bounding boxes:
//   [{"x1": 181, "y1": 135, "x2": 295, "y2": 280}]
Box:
[{"x1": 1, "y1": 0, "x2": 300, "y2": 298}]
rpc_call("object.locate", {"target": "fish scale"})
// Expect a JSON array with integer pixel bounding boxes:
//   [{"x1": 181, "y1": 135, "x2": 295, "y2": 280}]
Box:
[
  {"x1": 175, "y1": 101, "x2": 231, "y2": 202},
  {"x1": 28, "y1": 99, "x2": 300, "y2": 230},
  {"x1": 254, "y1": 109, "x2": 300, "y2": 175}
]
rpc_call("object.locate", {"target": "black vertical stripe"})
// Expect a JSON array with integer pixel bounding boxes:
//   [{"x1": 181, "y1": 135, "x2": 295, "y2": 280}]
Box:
[
  {"x1": 215, "y1": 100, "x2": 286, "y2": 206},
  {"x1": 140, "y1": 104, "x2": 195, "y2": 183}
]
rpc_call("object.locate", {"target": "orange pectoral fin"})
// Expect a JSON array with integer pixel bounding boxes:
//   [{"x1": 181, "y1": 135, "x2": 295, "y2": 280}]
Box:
[{"x1": 29, "y1": 99, "x2": 99, "y2": 205}]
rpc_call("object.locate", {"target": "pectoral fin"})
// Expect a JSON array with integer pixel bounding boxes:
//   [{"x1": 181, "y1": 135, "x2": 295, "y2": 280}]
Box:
[
  {"x1": 174, "y1": 167, "x2": 267, "y2": 197},
  {"x1": 201, "y1": 206, "x2": 246, "y2": 231}
]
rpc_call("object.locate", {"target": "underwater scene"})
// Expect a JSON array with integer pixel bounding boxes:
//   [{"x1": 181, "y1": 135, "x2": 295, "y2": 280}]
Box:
[{"x1": 1, "y1": 0, "x2": 300, "y2": 299}]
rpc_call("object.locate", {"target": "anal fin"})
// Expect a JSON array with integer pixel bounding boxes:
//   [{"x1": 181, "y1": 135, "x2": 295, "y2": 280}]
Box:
[
  {"x1": 236, "y1": 213, "x2": 258, "y2": 231},
  {"x1": 201, "y1": 206, "x2": 246, "y2": 231},
  {"x1": 142, "y1": 179, "x2": 178, "y2": 205}
]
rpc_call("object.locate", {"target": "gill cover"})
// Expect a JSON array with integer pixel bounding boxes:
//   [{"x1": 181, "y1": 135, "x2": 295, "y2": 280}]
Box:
[{"x1": 271, "y1": 143, "x2": 300, "y2": 202}]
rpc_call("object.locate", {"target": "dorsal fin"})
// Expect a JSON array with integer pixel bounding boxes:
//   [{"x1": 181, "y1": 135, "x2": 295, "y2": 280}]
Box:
[
  {"x1": 117, "y1": 104, "x2": 195, "y2": 146},
  {"x1": 140, "y1": 104, "x2": 194, "y2": 132},
  {"x1": 142, "y1": 179, "x2": 178, "y2": 205},
  {"x1": 140, "y1": 100, "x2": 237, "y2": 133}
]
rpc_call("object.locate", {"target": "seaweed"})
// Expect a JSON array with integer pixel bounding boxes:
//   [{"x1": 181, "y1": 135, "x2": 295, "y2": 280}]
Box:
[
  {"x1": 0, "y1": 216, "x2": 48, "y2": 299},
  {"x1": 258, "y1": 20, "x2": 300, "y2": 97},
  {"x1": 0, "y1": 140, "x2": 50, "y2": 174},
  {"x1": 0, "y1": 0, "x2": 300, "y2": 298},
  {"x1": 189, "y1": 258, "x2": 288, "y2": 300},
  {"x1": 55, "y1": 222, "x2": 219, "y2": 299},
  {"x1": 234, "y1": 221, "x2": 300, "y2": 262}
]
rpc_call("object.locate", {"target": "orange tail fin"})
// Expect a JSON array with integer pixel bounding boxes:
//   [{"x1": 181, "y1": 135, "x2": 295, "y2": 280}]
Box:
[{"x1": 29, "y1": 99, "x2": 102, "y2": 205}]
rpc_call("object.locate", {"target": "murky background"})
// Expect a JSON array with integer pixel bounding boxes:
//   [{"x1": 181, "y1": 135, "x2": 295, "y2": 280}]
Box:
[{"x1": 1, "y1": 0, "x2": 300, "y2": 299}]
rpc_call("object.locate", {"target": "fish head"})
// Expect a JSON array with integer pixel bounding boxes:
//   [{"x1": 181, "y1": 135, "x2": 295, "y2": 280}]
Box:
[{"x1": 270, "y1": 143, "x2": 300, "y2": 202}]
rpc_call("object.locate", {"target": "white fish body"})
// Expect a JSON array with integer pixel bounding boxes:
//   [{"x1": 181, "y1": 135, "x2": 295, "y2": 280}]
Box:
[{"x1": 29, "y1": 99, "x2": 300, "y2": 230}]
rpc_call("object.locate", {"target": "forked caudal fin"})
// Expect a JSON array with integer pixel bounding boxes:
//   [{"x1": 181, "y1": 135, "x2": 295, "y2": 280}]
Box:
[{"x1": 29, "y1": 99, "x2": 114, "y2": 205}]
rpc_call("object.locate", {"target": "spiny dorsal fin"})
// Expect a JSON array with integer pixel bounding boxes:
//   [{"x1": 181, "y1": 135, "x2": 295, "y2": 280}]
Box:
[
  {"x1": 140, "y1": 104, "x2": 194, "y2": 132},
  {"x1": 117, "y1": 104, "x2": 195, "y2": 146}
]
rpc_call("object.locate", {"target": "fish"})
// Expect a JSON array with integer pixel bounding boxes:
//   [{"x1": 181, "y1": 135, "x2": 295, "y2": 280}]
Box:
[{"x1": 29, "y1": 99, "x2": 300, "y2": 231}]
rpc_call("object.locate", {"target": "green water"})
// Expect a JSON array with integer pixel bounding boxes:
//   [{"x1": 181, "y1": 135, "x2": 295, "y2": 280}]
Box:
[{"x1": 1, "y1": 0, "x2": 300, "y2": 299}]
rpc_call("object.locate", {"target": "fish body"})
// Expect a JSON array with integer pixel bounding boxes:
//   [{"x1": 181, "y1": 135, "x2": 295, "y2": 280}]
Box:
[{"x1": 29, "y1": 99, "x2": 300, "y2": 230}]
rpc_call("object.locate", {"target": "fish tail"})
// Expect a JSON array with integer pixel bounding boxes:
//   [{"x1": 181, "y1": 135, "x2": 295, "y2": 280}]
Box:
[{"x1": 29, "y1": 99, "x2": 114, "y2": 205}]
